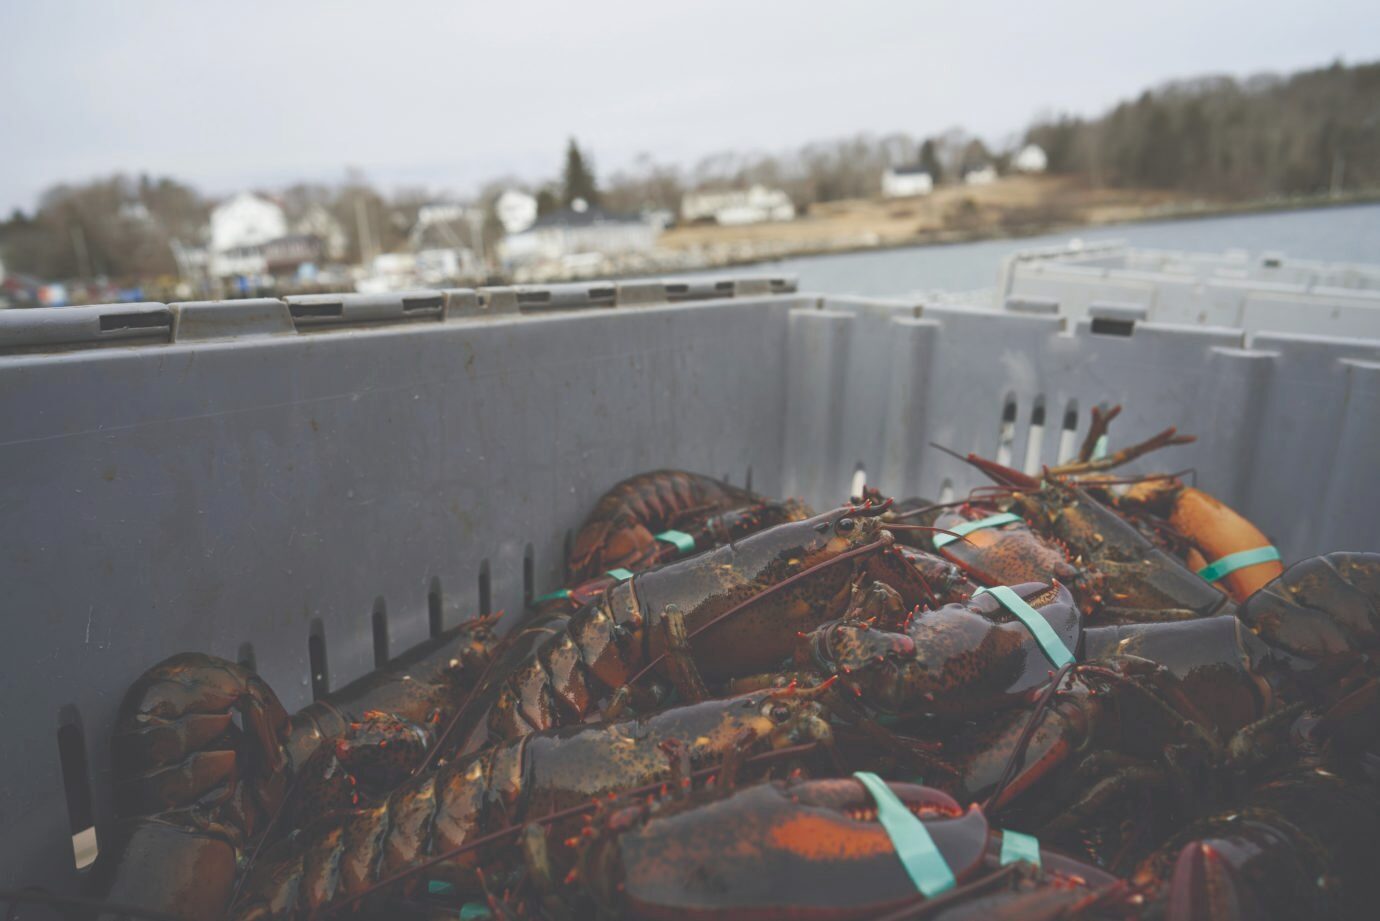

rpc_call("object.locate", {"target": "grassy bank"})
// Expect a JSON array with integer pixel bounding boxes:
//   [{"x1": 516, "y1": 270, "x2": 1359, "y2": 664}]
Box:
[{"x1": 651, "y1": 177, "x2": 1380, "y2": 270}]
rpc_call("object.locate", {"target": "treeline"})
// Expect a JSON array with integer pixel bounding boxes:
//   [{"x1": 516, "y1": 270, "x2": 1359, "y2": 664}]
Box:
[
  {"x1": 0, "y1": 171, "x2": 468, "y2": 282},
  {"x1": 1026, "y1": 60, "x2": 1380, "y2": 197},
  {"x1": 600, "y1": 132, "x2": 986, "y2": 215},
  {"x1": 4, "y1": 59, "x2": 1377, "y2": 283}
]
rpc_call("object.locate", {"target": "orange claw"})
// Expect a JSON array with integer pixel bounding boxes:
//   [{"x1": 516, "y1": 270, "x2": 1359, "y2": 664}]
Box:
[{"x1": 1140, "y1": 483, "x2": 1284, "y2": 603}]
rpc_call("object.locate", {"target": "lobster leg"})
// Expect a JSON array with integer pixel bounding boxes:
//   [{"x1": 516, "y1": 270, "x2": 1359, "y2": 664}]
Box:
[
  {"x1": 659, "y1": 604, "x2": 709, "y2": 703},
  {"x1": 1222, "y1": 701, "x2": 1306, "y2": 770},
  {"x1": 1039, "y1": 761, "x2": 1167, "y2": 838}
]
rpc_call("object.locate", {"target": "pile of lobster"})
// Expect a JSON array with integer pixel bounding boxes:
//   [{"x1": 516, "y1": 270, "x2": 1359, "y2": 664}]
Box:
[{"x1": 86, "y1": 412, "x2": 1380, "y2": 921}]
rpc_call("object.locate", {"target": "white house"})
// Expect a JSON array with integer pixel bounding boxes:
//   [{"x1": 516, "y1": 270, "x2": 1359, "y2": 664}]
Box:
[
  {"x1": 963, "y1": 166, "x2": 998, "y2": 186},
  {"x1": 210, "y1": 193, "x2": 287, "y2": 253},
  {"x1": 496, "y1": 189, "x2": 539, "y2": 235},
  {"x1": 499, "y1": 206, "x2": 658, "y2": 266},
  {"x1": 292, "y1": 204, "x2": 348, "y2": 261},
  {"x1": 1013, "y1": 144, "x2": 1049, "y2": 174},
  {"x1": 681, "y1": 185, "x2": 795, "y2": 225},
  {"x1": 881, "y1": 166, "x2": 934, "y2": 199}
]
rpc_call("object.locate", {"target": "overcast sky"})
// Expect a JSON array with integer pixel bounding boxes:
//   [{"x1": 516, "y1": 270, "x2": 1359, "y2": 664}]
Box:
[{"x1": 1, "y1": 0, "x2": 1375, "y2": 213}]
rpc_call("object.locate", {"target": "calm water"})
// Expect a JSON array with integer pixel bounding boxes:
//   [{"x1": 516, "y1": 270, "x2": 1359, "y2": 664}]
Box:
[{"x1": 746, "y1": 202, "x2": 1380, "y2": 298}]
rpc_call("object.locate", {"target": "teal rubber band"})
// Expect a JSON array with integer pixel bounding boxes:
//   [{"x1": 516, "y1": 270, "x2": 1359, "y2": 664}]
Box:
[
  {"x1": 853, "y1": 771, "x2": 956, "y2": 898},
  {"x1": 932, "y1": 512, "x2": 1024, "y2": 549},
  {"x1": 655, "y1": 529, "x2": 696, "y2": 554},
  {"x1": 973, "y1": 585, "x2": 1075, "y2": 668},
  {"x1": 532, "y1": 588, "x2": 572, "y2": 603},
  {"x1": 1197, "y1": 546, "x2": 1281, "y2": 583},
  {"x1": 1092, "y1": 434, "x2": 1109, "y2": 460},
  {"x1": 999, "y1": 829, "x2": 1042, "y2": 868},
  {"x1": 460, "y1": 904, "x2": 492, "y2": 921},
  {"x1": 605, "y1": 568, "x2": 635, "y2": 582},
  {"x1": 427, "y1": 880, "x2": 455, "y2": 896}
]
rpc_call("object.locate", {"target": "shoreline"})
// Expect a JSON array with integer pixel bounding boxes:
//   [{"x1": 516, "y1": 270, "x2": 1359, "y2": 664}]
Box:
[
  {"x1": 521, "y1": 187, "x2": 1374, "y2": 288},
  {"x1": 656, "y1": 190, "x2": 1380, "y2": 278}
]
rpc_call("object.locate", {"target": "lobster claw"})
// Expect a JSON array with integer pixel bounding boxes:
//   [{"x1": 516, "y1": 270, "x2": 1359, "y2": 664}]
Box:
[
  {"x1": 1239, "y1": 552, "x2": 1380, "y2": 666},
  {"x1": 1165, "y1": 840, "x2": 1261, "y2": 921}
]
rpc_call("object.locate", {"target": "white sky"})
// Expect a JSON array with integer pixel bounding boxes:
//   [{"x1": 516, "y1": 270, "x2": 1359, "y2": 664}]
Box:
[{"x1": 1, "y1": 0, "x2": 1375, "y2": 213}]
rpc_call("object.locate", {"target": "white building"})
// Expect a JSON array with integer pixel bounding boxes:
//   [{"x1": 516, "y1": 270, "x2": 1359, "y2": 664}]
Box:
[
  {"x1": 209, "y1": 193, "x2": 287, "y2": 253},
  {"x1": 1013, "y1": 144, "x2": 1049, "y2": 174},
  {"x1": 499, "y1": 207, "x2": 658, "y2": 266},
  {"x1": 681, "y1": 185, "x2": 795, "y2": 225},
  {"x1": 292, "y1": 204, "x2": 348, "y2": 261},
  {"x1": 881, "y1": 166, "x2": 934, "y2": 199},
  {"x1": 495, "y1": 190, "x2": 539, "y2": 235},
  {"x1": 963, "y1": 166, "x2": 998, "y2": 186}
]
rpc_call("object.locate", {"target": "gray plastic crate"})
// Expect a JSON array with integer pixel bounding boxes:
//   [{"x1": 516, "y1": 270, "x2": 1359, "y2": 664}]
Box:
[
  {"x1": 2, "y1": 277, "x2": 1378, "y2": 895},
  {"x1": 1000, "y1": 244, "x2": 1380, "y2": 339}
]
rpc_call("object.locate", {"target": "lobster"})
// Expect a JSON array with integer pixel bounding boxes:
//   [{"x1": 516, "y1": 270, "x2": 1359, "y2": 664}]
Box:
[
  {"x1": 568, "y1": 776, "x2": 1122, "y2": 920},
  {"x1": 800, "y1": 580, "x2": 1083, "y2": 722},
  {"x1": 449, "y1": 503, "x2": 932, "y2": 756},
  {"x1": 926, "y1": 477, "x2": 1235, "y2": 623},
  {"x1": 566, "y1": 469, "x2": 813, "y2": 583},
  {"x1": 933, "y1": 553, "x2": 1380, "y2": 868},
  {"x1": 94, "y1": 654, "x2": 291, "y2": 921},
  {"x1": 230, "y1": 688, "x2": 834, "y2": 920},
  {"x1": 94, "y1": 617, "x2": 499, "y2": 920},
  {"x1": 1133, "y1": 761, "x2": 1380, "y2": 921}
]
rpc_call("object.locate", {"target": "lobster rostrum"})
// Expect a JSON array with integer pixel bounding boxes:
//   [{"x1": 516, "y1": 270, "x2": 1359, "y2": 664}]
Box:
[
  {"x1": 570, "y1": 776, "x2": 1119, "y2": 921},
  {"x1": 451, "y1": 502, "x2": 931, "y2": 756},
  {"x1": 567, "y1": 469, "x2": 814, "y2": 583},
  {"x1": 231, "y1": 688, "x2": 833, "y2": 920}
]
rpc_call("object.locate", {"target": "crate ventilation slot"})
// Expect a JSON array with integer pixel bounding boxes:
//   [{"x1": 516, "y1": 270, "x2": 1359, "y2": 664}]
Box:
[
  {"x1": 1090, "y1": 317, "x2": 1135, "y2": 337},
  {"x1": 401, "y1": 294, "x2": 444, "y2": 312},
  {"x1": 291, "y1": 301, "x2": 344, "y2": 319},
  {"x1": 99, "y1": 311, "x2": 172, "y2": 333},
  {"x1": 57, "y1": 711, "x2": 97, "y2": 871}
]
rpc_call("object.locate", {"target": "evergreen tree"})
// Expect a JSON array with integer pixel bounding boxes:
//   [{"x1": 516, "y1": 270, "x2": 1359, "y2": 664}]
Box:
[
  {"x1": 562, "y1": 139, "x2": 600, "y2": 209},
  {"x1": 535, "y1": 186, "x2": 560, "y2": 217},
  {"x1": 918, "y1": 139, "x2": 943, "y2": 184}
]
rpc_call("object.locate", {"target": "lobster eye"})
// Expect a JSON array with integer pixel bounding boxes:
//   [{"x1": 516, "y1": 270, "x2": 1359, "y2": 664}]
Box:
[
  {"x1": 770, "y1": 703, "x2": 792, "y2": 722},
  {"x1": 836, "y1": 517, "x2": 855, "y2": 533}
]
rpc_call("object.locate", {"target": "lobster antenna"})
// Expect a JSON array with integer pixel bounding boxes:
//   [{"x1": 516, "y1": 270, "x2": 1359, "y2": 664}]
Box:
[
  {"x1": 927, "y1": 441, "x2": 968, "y2": 463},
  {"x1": 929, "y1": 442, "x2": 1040, "y2": 489},
  {"x1": 230, "y1": 768, "x2": 311, "y2": 906},
  {"x1": 981, "y1": 662, "x2": 1075, "y2": 815},
  {"x1": 625, "y1": 534, "x2": 896, "y2": 687},
  {"x1": 414, "y1": 630, "x2": 514, "y2": 775},
  {"x1": 311, "y1": 741, "x2": 823, "y2": 918}
]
